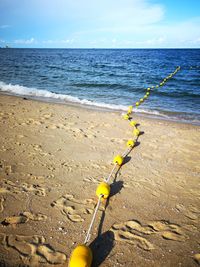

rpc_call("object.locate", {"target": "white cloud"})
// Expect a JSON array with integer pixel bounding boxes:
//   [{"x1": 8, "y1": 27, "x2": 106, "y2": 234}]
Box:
[
  {"x1": 1, "y1": 0, "x2": 199, "y2": 48},
  {"x1": 60, "y1": 39, "x2": 74, "y2": 44},
  {"x1": 142, "y1": 17, "x2": 200, "y2": 47},
  {"x1": 42, "y1": 39, "x2": 74, "y2": 44},
  {"x1": 14, "y1": 38, "x2": 36, "y2": 45},
  {"x1": 2, "y1": 0, "x2": 164, "y2": 28},
  {"x1": 84, "y1": 16, "x2": 200, "y2": 48},
  {"x1": 137, "y1": 37, "x2": 166, "y2": 46}
]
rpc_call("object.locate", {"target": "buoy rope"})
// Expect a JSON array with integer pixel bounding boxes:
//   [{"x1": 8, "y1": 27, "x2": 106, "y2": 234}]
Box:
[
  {"x1": 84, "y1": 195, "x2": 103, "y2": 245},
  {"x1": 68, "y1": 65, "x2": 182, "y2": 266},
  {"x1": 122, "y1": 147, "x2": 132, "y2": 157},
  {"x1": 104, "y1": 164, "x2": 117, "y2": 183}
]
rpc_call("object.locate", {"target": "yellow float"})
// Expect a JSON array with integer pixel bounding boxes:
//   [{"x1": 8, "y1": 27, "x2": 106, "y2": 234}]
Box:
[
  {"x1": 96, "y1": 182, "x2": 110, "y2": 199},
  {"x1": 130, "y1": 120, "x2": 137, "y2": 126},
  {"x1": 113, "y1": 155, "x2": 124, "y2": 166},
  {"x1": 126, "y1": 139, "x2": 135, "y2": 148},
  {"x1": 69, "y1": 244, "x2": 92, "y2": 267},
  {"x1": 123, "y1": 114, "x2": 130, "y2": 120},
  {"x1": 127, "y1": 106, "x2": 133, "y2": 114},
  {"x1": 133, "y1": 128, "x2": 140, "y2": 136},
  {"x1": 135, "y1": 102, "x2": 140, "y2": 107}
]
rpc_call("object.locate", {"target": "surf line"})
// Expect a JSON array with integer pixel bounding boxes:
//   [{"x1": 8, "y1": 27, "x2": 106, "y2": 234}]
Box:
[{"x1": 68, "y1": 66, "x2": 181, "y2": 267}]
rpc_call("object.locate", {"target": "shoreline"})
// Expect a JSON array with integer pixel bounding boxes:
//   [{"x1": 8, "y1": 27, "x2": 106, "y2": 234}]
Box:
[
  {"x1": 1, "y1": 92, "x2": 200, "y2": 127},
  {"x1": 0, "y1": 94, "x2": 199, "y2": 266}
]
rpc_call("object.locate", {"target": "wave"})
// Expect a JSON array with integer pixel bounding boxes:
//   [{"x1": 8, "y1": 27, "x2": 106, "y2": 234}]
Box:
[
  {"x1": 0, "y1": 81, "x2": 199, "y2": 124},
  {"x1": 0, "y1": 81, "x2": 127, "y2": 111}
]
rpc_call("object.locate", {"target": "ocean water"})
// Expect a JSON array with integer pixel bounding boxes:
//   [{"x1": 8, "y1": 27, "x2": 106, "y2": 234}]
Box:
[{"x1": 0, "y1": 48, "x2": 200, "y2": 124}]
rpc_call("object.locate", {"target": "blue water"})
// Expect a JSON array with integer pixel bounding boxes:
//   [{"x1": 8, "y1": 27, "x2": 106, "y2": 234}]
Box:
[{"x1": 0, "y1": 48, "x2": 200, "y2": 124}]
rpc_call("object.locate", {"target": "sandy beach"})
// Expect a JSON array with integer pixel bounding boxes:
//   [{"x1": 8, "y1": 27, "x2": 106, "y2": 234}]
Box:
[{"x1": 0, "y1": 94, "x2": 199, "y2": 267}]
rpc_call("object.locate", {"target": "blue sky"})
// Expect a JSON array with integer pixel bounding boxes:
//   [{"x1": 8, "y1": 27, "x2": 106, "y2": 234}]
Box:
[{"x1": 0, "y1": 0, "x2": 200, "y2": 48}]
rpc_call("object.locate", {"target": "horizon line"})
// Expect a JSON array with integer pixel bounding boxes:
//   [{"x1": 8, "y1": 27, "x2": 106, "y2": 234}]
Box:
[{"x1": 1, "y1": 47, "x2": 200, "y2": 49}]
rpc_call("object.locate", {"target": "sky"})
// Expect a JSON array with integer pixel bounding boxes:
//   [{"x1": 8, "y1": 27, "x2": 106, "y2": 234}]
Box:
[{"x1": 0, "y1": 0, "x2": 200, "y2": 48}]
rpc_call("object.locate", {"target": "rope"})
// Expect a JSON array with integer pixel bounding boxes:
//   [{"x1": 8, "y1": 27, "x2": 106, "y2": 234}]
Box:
[
  {"x1": 122, "y1": 147, "x2": 132, "y2": 158},
  {"x1": 84, "y1": 195, "x2": 103, "y2": 244},
  {"x1": 104, "y1": 164, "x2": 117, "y2": 183},
  {"x1": 69, "y1": 66, "x2": 182, "y2": 264}
]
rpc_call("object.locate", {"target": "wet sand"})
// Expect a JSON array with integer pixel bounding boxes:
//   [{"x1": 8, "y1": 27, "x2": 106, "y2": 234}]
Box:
[{"x1": 0, "y1": 94, "x2": 199, "y2": 266}]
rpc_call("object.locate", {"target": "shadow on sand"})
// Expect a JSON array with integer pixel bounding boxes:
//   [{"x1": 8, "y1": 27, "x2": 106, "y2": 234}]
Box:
[{"x1": 89, "y1": 131, "x2": 143, "y2": 266}]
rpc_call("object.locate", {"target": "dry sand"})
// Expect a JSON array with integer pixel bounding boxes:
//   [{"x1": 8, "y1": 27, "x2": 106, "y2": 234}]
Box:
[{"x1": 0, "y1": 94, "x2": 199, "y2": 267}]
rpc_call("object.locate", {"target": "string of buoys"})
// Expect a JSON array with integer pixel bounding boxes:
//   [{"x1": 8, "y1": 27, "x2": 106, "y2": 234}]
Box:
[{"x1": 68, "y1": 66, "x2": 181, "y2": 267}]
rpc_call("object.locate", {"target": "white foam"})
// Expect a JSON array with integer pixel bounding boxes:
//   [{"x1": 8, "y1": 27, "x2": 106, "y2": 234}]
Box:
[
  {"x1": 0, "y1": 81, "x2": 128, "y2": 111},
  {"x1": 0, "y1": 81, "x2": 180, "y2": 119}
]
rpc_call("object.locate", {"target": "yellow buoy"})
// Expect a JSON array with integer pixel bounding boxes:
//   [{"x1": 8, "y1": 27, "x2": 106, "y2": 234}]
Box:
[
  {"x1": 133, "y1": 128, "x2": 140, "y2": 136},
  {"x1": 123, "y1": 114, "x2": 130, "y2": 120},
  {"x1": 69, "y1": 244, "x2": 92, "y2": 267},
  {"x1": 146, "y1": 92, "x2": 150, "y2": 96},
  {"x1": 140, "y1": 98, "x2": 144, "y2": 102},
  {"x1": 127, "y1": 105, "x2": 133, "y2": 114},
  {"x1": 151, "y1": 86, "x2": 155, "y2": 89},
  {"x1": 135, "y1": 102, "x2": 140, "y2": 107},
  {"x1": 144, "y1": 95, "x2": 148, "y2": 99},
  {"x1": 156, "y1": 85, "x2": 159, "y2": 88},
  {"x1": 147, "y1": 88, "x2": 151, "y2": 91},
  {"x1": 96, "y1": 182, "x2": 110, "y2": 199},
  {"x1": 130, "y1": 120, "x2": 137, "y2": 127},
  {"x1": 126, "y1": 139, "x2": 135, "y2": 148},
  {"x1": 113, "y1": 155, "x2": 124, "y2": 166}
]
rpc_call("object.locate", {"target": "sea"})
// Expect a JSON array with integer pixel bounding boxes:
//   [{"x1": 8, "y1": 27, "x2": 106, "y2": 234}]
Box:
[{"x1": 0, "y1": 48, "x2": 200, "y2": 124}]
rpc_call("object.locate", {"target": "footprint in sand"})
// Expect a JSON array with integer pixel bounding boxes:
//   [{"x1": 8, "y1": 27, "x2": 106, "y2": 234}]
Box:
[
  {"x1": 2, "y1": 214, "x2": 28, "y2": 225},
  {"x1": 51, "y1": 194, "x2": 100, "y2": 222},
  {"x1": 0, "y1": 180, "x2": 21, "y2": 194},
  {"x1": 111, "y1": 219, "x2": 188, "y2": 251},
  {"x1": 90, "y1": 163, "x2": 107, "y2": 170},
  {"x1": 46, "y1": 124, "x2": 58, "y2": 130},
  {"x1": 70, "y1": 127, "x2": 96, "y2": 139},
  {"x1": 47, "y1": 123, "x2": 67, "y2": 130},
  {"x1": 29, "y1": 143, "x2": 43, "y2": 153},
  {"x1": 0, "y1": 197, "x2": 5, "y2": 212},
  {"x1": 21, "y1": 183, "x2": 46, "y2": 196},
  {"x1": 83, "y1": 176, "x2": 101, "y2": 184},
  {"x1": 110, "y1": 138, "x2": 127, "y2": 144},
  {"x1": 28, "y1": 144, "x2": 51, "y2": 157},
  {"x1": 2, "y1": 211, "x2": 47, "y2": 226},
  {"x1": 0, "y1": 179, "x2": 46, "y2": 197},
  {"x1": 111, "y1": 220, "x2": 155, "y2": 251},
  {"x1": 0, "y1": 161, "x2": 13, "y2": 175},
  {"x1": 42, "y1": 113, "x2": 53, "y2": 120},
  {"x1": 149, "y1": 220, "x2": 188, "y2": 241},
  {"x1": 20, "y1": 118, "x2": 42, "y2": 126},
  {"x1": 61, "y1": 162, "x2": 73, "y2": 172},
  {"x1": 175, "y1": 204, "x2": 200, "y2": 222},
  {"x1": 0, "y1": 233, "x2": 66, "y2": 265}
]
